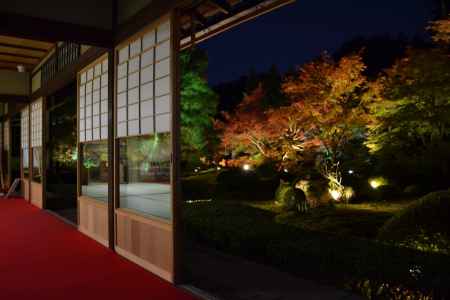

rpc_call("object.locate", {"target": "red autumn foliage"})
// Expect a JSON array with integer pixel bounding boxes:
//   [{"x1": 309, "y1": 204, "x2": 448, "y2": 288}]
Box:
[{"x1": 217, "y1": 53, "x2": 368, "y2": 172}]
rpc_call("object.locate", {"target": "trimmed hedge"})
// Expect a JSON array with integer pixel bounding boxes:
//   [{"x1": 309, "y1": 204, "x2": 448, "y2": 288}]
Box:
[
  {"x1": 378, "y1": 190, "x2": 450, "y2": 254},
  {"x1": 214, "y1": 168, "x2": 279, "y2": 201},
  {"x1": 183, "y1": 201, "x2": 450, "y2": 296}
]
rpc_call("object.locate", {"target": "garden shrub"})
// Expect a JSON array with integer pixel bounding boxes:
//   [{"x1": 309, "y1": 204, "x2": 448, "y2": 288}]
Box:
[
  {"x1": 378, "y1": 190, "x2": 450, "y2": 255},
  {"x1": 343, "y1": 186, "x2": 355, "y2": 203},
  {"x1": 255, "y1": 160, "x2": 278, "y2": 179},
  {"x1": 183, "y1": 201, "x2": 450, "y2": 298},
  {"x1": 375, "y1": 184, "x2": 402, "y2": 200},
  {"x1": 275, "y1": 181, "x2": 307, "y2": 212},
  {"x1": 404, "y1": 185, "x2": 423, "y2": 197},
  {"x1": 214, "y1": 168, "x2": 278, "y2": 201},
  {"x1": 355, "y1": 182, "x2": 402, "y2": 202},
  {"x1": 275, "y1": 181, "x2": 295, "y2": 208},
  {"x1": 306, "y1": 180, "x2": 332, "y2": 207},
  {"x1": 182, "y1": 171, "x2": 218, "y2": 200}
]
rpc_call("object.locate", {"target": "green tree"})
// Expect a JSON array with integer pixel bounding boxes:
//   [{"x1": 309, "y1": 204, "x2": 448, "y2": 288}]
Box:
[
  {"x1": 366, "y1": 48, "x2": 450, "y2": 187},
  {"x1": 180, "y1": 49, "x2": 219, "y2": 165}
]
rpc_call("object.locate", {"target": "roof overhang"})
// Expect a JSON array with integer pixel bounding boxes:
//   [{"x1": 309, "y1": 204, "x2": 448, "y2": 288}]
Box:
[
  {"x1": 0, "y1": 0, "x2": 295, "y2": 72},
  {"x1": 178, "y1": 0, "x2": 295, "y2": 49}
]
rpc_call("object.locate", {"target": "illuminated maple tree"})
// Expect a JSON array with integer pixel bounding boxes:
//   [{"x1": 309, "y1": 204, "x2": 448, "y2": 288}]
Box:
[
  {"x1": 429, "y1": 15, "x2": 450, "y2": 44},
  {"x1": 282, "y1": 53, "x2": 368, "y2": 178}
]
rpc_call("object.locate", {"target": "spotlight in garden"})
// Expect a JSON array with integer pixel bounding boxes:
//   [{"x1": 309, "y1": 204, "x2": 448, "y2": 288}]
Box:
[
  {"x1": 217, "y1": 166, "x2": 221, "y2": 171},
  {"x1": 348, "y1": 169, "x2": 354, "y2": 174},
  {"x1": 329, "y1": 189, "x2": 342, "y2": 201},
  {"x1": 370, "y1": 180, "x2": 380, "y2": 189},
  {"x1": 369, "y1": 177, "x2": 387, "y2": 189},
  {"x1": 242, "y1": 164, "x2": 251, "y2": 171},
  {"x1": 284, "y1": 168, "x2": 289, "y2": 173}
]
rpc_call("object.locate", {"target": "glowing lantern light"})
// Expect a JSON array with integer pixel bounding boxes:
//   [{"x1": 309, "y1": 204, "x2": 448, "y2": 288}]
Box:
[
  {"x1": 348, "y1": 169, "x2": 354, "y2": 174},
  {"x1": 242, "y1": 164, "x2": 251, "y2": 171}
]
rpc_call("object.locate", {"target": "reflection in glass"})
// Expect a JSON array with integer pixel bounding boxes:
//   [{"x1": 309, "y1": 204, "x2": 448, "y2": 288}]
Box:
[
  {"x1": 81, "y1": 142, "x2": 108, "y2": 201},
  {"x1": 119, "y1": 133, "x2": 172, "y2": 220},
  {"x1": 23, "y1": 148, "x2": 29, "y2": 177},
  {"x1": 32, "y1": 147, "x2": 42, "y2": 183}
]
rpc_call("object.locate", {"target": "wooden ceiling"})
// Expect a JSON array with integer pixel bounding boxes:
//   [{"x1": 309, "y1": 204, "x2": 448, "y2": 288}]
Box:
[{"x1": 0, "y1": 35, "x2": 54, "y2": 72}]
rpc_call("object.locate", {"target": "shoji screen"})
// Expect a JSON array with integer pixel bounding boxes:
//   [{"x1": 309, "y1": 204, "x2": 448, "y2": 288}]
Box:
[
  {"x1": 30, "y1": 98, "x2": 43, "y2": 207},
  {"x1": 116, "y1": 18, "x2": 171, "y2": 138},
  {"x1": 0, "y1": 122, "x2": 2, "y2": 153},
  {"x1": 77, "y1": 53, "x2": 110, "y2": 247},
  {"x1": 31, "y1": 99, "x2": 43, "y2": 148},
  {"x1": 21, "y1": 107, "x2": 30, "y2": 175},
  {"x1": 21, "y1": 107, "x2": 30, "y2": 199},
  {"x1": 21, "y1": 107, "x2": 29, "y2": 152},
  {"x1": 114, "y1": 14, "x2": 177, "y2": 283},
  {"x1": 0, "y1": 122, "x2": 3, "y2": 183},
  {"x1": 3, "y1": 120, "x2": 9, "y2": 152},
  {"x1": 79, "y1": 58, "x2": 109, "y2": 142}
]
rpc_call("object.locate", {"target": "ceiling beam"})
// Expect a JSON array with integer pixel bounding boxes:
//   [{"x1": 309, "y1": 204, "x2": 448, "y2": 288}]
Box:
[
  {"x1": 0, "y1": 55, "x2": 39, "y2": 64},
  {"x1": 0, "y1": 52, "x2": 41, "y2": 59},
  {"x1": 0, "y1": 60, "x2": 34, "y2": 67},
  {"x1": 0, "y1": 12, "x2": 113, "y2": 48},
  {"x1": 0, "y1": 42, "x2": 48, "y2": 53},
  {"x1": 209, "y1": 0, "x2": 232, "y2": 14}
]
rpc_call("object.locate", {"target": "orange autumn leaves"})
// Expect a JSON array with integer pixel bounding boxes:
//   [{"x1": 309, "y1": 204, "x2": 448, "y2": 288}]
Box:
[{"x1": 216, "y1": 53, "x2": 369, "y2": 169}]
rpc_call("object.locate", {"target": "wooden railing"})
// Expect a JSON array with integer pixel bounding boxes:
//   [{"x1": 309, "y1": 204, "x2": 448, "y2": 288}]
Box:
[{"x1": 41, "y1": 43, "x2": 81, "y2": 85}]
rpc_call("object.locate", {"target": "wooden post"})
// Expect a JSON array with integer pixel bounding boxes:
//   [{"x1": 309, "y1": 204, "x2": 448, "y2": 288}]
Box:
[
  {"x1": 76, "y1": 71, "x2": 81, "y2": 226},
  {"x1": 42, "y1": 96, "x2": 47, "y2": 209},
  {"x1": 108, "y1": 49, "x2": 115, "y2": 250},
  {"x1": 170, "y1": 9, "x2": 182, "y2": 285}
]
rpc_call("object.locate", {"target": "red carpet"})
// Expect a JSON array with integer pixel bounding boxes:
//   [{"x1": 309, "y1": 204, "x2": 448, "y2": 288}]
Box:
[{"x1": 0, "y1": 198, "x2": 198, "y2": 300}]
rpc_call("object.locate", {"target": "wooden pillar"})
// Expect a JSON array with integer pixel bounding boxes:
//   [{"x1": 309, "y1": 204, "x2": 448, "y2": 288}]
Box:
[
  {"x1": 0, "y1": 121, "x2": 4, "y2": 192},
  {"x1": 107, "y1": 49, "x2": 116, "y2": 250},
  {"x1": 170, "y1": 9, "x2": 182, "y2": 285},
  {"x1": 42, "y1": 97, "x2": 47, "y2": 209}
]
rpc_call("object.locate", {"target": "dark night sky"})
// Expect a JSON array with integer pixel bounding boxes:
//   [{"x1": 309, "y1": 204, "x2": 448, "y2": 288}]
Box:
[{"x1": 200, "y1": 0, "x2": 434, "y2": 85}]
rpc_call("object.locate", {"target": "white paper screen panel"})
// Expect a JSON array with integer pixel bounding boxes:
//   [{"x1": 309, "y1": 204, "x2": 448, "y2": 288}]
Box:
[
  {"x1": 3, "y1": 121, "x2": 10, "y2": 151},
  {"x1": 115, "y1": 19, "x2": 172, "y2": 138},
  {"x1": 21, "y1": 107, "x2": 29, "y2": 149},
  {"x1": 31, "y1": 99, "x2": 43, "y2": 148},
  {"x1": 0, "y1": 123, "x2": 2, "y2": 151},
  {"x1": 79, "y1": 57, "x2": 109, "y2": 142}
]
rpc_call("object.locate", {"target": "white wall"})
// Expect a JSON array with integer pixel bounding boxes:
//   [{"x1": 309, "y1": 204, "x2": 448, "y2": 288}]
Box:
[{"x1": 0, "y1": 70, "x2": 29, "y2": 96}]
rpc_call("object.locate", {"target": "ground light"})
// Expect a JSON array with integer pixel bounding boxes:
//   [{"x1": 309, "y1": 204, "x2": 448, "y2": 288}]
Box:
[
  {"x1": 370, "y1": 179, "x2": 382, "y2": 189},
  {"x1": 369, "y1": 177, "x2": 388, "y2": 189},
  {"x1": 370, "y1": 180, "x2": 379, "y2": 189},
  {"x1": 329, "y1": 189, "x2": 342, "y2": 201},
  {"x1": 242, "y1": 164, "x2": 251, "y2": 171}
]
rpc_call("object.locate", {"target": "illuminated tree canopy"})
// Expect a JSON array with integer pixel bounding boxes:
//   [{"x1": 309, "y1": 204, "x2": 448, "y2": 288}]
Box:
[{"x1": 180, "y1": 49, "x2": 219, "y2": 163}]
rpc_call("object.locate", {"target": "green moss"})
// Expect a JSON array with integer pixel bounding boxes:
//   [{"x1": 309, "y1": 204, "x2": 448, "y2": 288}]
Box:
[
  {"x1": 183, "y1": 201, "x2": 450, "y2": 296},
  {"x1": 378, "y1": 190, "x2": 450, "y2": 255}
]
